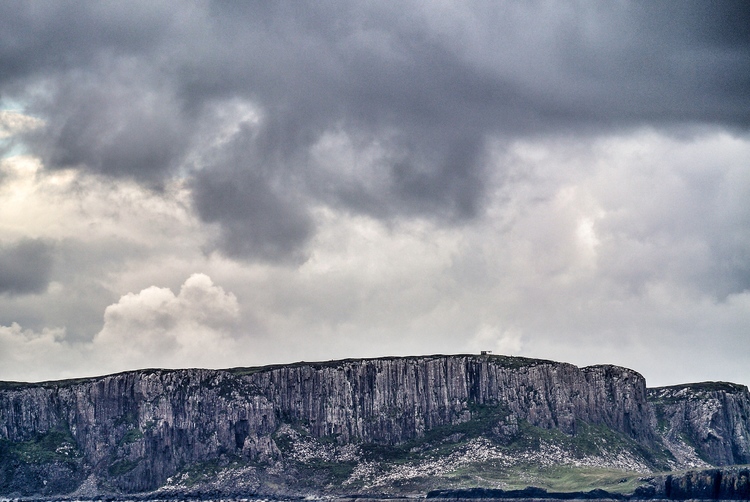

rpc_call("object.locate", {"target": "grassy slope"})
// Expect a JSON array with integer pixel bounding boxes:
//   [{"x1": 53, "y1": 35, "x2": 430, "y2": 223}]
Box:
[{"x1": 268, "y1": 405, "x2": 664, "y2": 495}]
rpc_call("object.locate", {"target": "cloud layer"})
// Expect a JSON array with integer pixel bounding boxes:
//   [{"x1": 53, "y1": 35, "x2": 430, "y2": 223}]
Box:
[
  {"x1": 5, "y1": 1, "x2": 749, "y2": 260},
  {"x1": 0, "y1": 1, "x2": 748, "y2": 385}
]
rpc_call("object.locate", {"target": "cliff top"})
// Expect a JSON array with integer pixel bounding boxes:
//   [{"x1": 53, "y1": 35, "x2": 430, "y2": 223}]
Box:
[
  {"x1": 0, "y1": 353, "x2": 560, "y2": 389},
  {"x1": 648, "y1": 381, "x2": 749, "y2": 400},
  {"x1": 0, "y1": 353, "x2": 734, "y2": 393},
  {"x1": 226, "y1": 352, "x2": 560, "y2": 375}
]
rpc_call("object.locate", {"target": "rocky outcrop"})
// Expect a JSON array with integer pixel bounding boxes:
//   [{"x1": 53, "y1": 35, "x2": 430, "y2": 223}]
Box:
[
  {"x1": 636, "y1": 467, "x2": 750, "y2": 500},
  {"x1": 648, "y1": 382, "x2": 750, "y2": 466},
  {"x1": 0, "y1": 354, "x2": 747, "y2": 498}
]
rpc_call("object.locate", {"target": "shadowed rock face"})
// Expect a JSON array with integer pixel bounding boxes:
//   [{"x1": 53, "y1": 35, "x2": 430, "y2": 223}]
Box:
[
  {"x1": 0, "y1": 354, "x2": 747, "y2": 497},
  {"x1": 638, "y1": 467, "x2": 750, "y2": 500},
  {"x1": 648, "y1": 382, "x2": 750, "y2": 466}
]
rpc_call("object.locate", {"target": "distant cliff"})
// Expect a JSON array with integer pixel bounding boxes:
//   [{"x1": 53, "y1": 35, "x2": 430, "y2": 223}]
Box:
[
  {"x1": 648, "y1": 382, "x2": 750, "y2": 466},
  {"x1": 0, "y1": 354, "x2": 748, "y2": 498}
]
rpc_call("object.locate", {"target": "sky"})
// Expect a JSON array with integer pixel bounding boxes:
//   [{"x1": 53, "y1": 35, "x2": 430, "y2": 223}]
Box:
[{"x1": 0, "y1": 1, "x2": 749, "y2": 387}]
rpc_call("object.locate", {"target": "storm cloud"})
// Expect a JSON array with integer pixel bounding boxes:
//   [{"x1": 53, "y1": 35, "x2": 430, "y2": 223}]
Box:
[
  {"x1": 0, "y1": 1, "x2": 748, "y2": 384},
  {"x1": 0, "y1": 239, "x2": 53, "y2": 296},
  {"x1": 2, "y1": 0, "x2": 748, "y2": 259}
]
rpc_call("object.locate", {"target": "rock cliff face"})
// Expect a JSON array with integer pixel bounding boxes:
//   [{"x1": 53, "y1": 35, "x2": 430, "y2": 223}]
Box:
[
  {"x1": 648, "y1": 382, "x2": 750, "y2": 467},
  {"x1": 639, "y1": 467, "x2": 750, "y2": 500},
  {"x1": 0, "y1": 354, "x2": 747, "y2": 498}
]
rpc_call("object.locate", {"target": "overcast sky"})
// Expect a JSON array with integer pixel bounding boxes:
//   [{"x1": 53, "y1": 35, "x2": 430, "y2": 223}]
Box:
[{"x1": 0, "y1": 1, "x2": 748, "y2": 387}]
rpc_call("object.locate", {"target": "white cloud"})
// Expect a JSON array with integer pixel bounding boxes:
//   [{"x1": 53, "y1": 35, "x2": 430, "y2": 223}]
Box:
[
  {"x1": 93, "y1": 273, "x2": 241, "y2": 372},
  {"x1": 0, "y1": 322, "x2": 84, "y2": 382},
  {"x1": 0, "y1": 110, "x2": 43, "y2": 139},
  {"x1": 0, "y1": 274, "x2": 245, "y2": 381},
  {"x1": 0, "y1": 150, "x2": 211, "y2": 340},
  {"x1": 468, "y1": 324, "x2": 523, "y2": 355}
]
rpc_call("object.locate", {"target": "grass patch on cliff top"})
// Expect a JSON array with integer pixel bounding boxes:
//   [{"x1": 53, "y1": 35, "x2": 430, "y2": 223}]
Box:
[
  {"x1": 0, "y1": 380, "x2": 34, "y2": 390},
  {"x1": 0, "y1": 374, "x2": 122, "y2": 390},
  {"x1": 226, "y1": 354, "x2": 558, "y2": 377},
  {"x1": 485, "y1": 354, "x2": 556, "y2": 369}
]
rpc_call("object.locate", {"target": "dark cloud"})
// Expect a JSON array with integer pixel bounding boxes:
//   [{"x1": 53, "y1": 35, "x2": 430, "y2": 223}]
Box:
[
  {"x1": 0, "y1": 1, "x2": 170, "y2": 86},
  {"x1": 0, "y1": 239, "x2": 53, "y2": 295},
  {"x1": 23, "y1": 67, "x2": 190, "y2": 185},
  {"x1": 3, "y1": 1, "x2": 749, "y2": 261},
  {"x1": 191, "y1": 125, "x2": 314, "y2": 263},
  {"x1": 192, "y1": 167, "x2": 313, "y2": 263},
  {"x1": 556, "y1": 1, "x2": 750, "y2": 125}
]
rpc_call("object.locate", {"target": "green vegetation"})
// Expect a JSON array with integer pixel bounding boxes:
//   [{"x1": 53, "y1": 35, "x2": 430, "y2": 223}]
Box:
[
  {"x1": 227, "y1": 354, "x2": 554, "y2": 378},
  {"x1": 0, "y1": 377, "x2": 97, "y2": 391},
  {"x1": 180, "y1": 459, "x2": 222, "y2": 485},
  {"x1": 527, "y1": 465, "x2": 643, "y2": 493},
  {"x1": 121, "y1": 428, "x2": 144, "y2": 444},
  {"x1": 114, "y1": 411, "x2": 138, "y2": 427},
  {"x1": 108, "y1": 459, "x2": 140, "y2": 477},
  {"x1": 272, "y1": 430, "x2": 295, "y2": 453},
  {"x1": 359, "y1": 403, "x2": 507, "y2": 464},
  {"x1": 486, "y1": 354, "x2": 553, "y2": 369},
  {"x1": 652, "y1": 407, "x2": 670, "y2": 433},
  {"x1": 227, "y1": 359, "x2": 348, "y2": 376},
  {"x1": 357, "y1": 407, "x2": 657, "y2": 468},
  {"x1": 0, "y1": 381, "x2": 34, "y2": 391},
  {"x1": 176, "y1": 456, "x2": 248, "y2": 486},
  {"x1": 511, "y1": 421, "x2": 621, "y2": 457},
  {"x1": 658, "y1": 381, "x2": 747, "y2": 393},
  {"x1": 301, "y1": 459, "x2": 358, "y2": 483},
  {"x1": 511, "y1": 420, "x2": 673, "y2": 470},
  {"x1": 444, "y1": 463, "x2": 645, "y2": 494},
  {"x1": 648, "y1": 382, "x2": 749, "y2": 404},
  {"x1": 351, "y1": 412, "x2": 671, "y2": 494},
  {"x1": 0, "y1": 428, "x2": 80, "y2": 464}
]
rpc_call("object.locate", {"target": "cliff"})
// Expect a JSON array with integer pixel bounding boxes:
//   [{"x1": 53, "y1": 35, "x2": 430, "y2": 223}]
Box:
[
  {"x1": 648, "y1": 382, "x2": 750, "y2": 467},
  {"x1": 0, "y1": 354, "x2": 747, "y2": 498}
]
